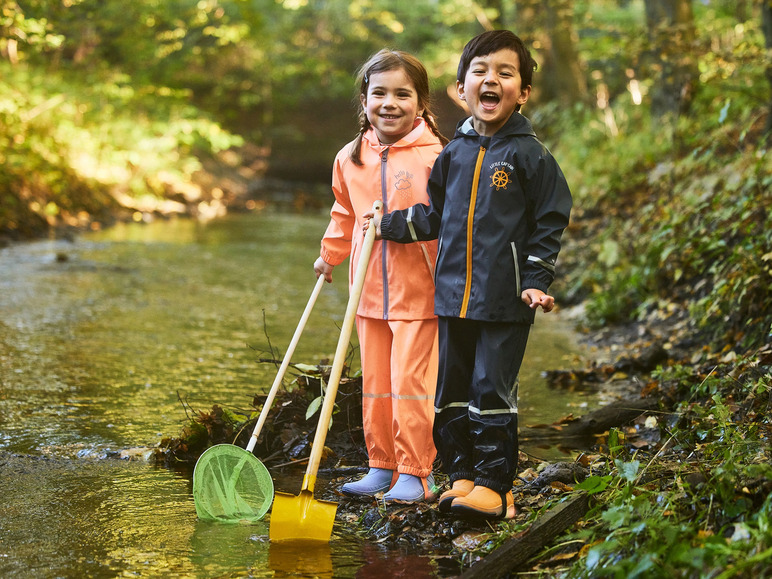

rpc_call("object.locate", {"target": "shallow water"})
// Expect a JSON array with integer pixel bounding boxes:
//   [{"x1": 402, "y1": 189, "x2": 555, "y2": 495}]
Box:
[{"x1": 0, "y1": 210, "x2": 591, "y2": 578}]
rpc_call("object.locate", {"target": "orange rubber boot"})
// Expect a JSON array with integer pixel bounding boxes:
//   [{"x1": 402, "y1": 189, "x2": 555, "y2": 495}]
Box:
[
  {"x1": 449, "y1": 485, "x2": 516, "y2": 520},
  {"x1": 438, "y1": 479, "x2": 474, "y2": 513}
]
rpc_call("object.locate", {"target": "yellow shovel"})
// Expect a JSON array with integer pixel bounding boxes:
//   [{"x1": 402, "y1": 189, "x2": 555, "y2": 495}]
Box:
[{"x1": 269, "y1": 201, "x2": 382, "y2": 543}]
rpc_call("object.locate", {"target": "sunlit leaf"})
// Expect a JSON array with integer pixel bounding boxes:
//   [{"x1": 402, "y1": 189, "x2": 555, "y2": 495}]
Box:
[
  {"x1": 615, "y1": 459, "x2": 640, "y2": 483},
  {"x1": 305, "y1": 395, "x2": 321, "y2": 420},
  {"x1": 294, "y1": 363, "x2": 319, "y2": 374},
  {"x1": 576, "y1": 475, "x2": 613, "y2": 494}
]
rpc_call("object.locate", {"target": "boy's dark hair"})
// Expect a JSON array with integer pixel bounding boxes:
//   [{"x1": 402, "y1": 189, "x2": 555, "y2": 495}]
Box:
[{"x1": 457, "y1": 30, "x2": 537, "y2": 89}]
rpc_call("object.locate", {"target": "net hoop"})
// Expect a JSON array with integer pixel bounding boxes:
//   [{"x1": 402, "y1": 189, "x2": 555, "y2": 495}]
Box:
[{"x1": 193, "y1": 444, "x2": 274, "y2": 523}]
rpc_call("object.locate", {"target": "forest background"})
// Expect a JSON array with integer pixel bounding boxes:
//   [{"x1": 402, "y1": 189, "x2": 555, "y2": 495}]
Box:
[{"x1": 2, "y1": 0, "x2": 772, "y2": 576}]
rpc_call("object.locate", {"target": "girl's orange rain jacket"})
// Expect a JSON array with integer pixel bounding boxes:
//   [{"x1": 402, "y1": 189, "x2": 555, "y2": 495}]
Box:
[{"x1": 320, "y1": 118, "x2": 442, "y2": 320}]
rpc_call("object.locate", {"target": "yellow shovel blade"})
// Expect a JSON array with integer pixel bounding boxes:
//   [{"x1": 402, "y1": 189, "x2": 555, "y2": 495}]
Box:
[{"x1": 269, "y1": 489, "x2": 337, "y2": 543}]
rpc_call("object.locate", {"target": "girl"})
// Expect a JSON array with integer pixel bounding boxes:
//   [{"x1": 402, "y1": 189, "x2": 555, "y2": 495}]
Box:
[{"x1": 314, "y1": 49, "x2": 448, "y2": 502}]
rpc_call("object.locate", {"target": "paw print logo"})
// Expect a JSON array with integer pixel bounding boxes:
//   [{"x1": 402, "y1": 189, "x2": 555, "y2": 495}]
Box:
[
  {"x1": 394, "y1": 170, "x2": 414, "y2": 198},
  {"x1": 490, "y1": 169, "x2": 510, "y2": 191}
]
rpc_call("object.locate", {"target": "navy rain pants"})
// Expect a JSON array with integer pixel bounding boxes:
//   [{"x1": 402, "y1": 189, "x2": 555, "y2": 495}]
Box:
[{"x1": 433, "y1": 316, "x2": 530, "y2": 493}]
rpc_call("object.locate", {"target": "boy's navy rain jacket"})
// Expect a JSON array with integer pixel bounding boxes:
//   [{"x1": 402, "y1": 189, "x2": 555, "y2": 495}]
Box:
[{"x1": 380, "y1": 112, "x2": 572, "y2": 324}]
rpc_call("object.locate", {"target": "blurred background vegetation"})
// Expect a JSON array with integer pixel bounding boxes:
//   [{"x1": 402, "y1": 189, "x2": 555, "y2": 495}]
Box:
[{"x1": 1, "y1": 0, "x2": 770, "y2": 354}]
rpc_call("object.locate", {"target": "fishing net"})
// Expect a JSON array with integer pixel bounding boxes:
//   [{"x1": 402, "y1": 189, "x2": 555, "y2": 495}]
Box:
[{"x1": 193, "y1": 444, "x2": 274, "y2": 523}]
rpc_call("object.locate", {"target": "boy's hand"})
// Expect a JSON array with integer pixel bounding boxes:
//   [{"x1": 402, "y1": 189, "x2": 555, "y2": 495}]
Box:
[
  {"x1": 314, "y1": 257, "x2": 335, "y2": 283},
  {"x1": 362, "y1": 206, "x2": 383, "y2": 239},
  {"x1": 522, "y1": 288, "x2": 555, "y2": 313}
]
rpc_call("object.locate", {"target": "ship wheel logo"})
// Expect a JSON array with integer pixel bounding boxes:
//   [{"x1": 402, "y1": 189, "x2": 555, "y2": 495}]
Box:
[{"x1": 490, "y1": 169, "x2": 511, "y2": 190}]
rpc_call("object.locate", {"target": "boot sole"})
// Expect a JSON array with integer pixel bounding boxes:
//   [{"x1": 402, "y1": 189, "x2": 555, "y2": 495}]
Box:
[
  {"x1": 340, "y1": 484, "x2": 391, "y2": 498},
  {"x1": 449, "y1": 503, "x2": 515, "y2": 520},
  {"x1": 438, "y1": 494, "x2": 461, "y2": 513}
]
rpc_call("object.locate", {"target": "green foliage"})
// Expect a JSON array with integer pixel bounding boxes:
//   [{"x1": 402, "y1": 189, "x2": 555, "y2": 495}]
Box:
[
  {"x1": 553, "y1": 4, "x2": 770, "y2": 352},
  {"x1": 560, "y1": 353, "x2": 772, "y2": 578},
  {"x1": 0, "y1": 59, "x2": 242, "y2": 235}
]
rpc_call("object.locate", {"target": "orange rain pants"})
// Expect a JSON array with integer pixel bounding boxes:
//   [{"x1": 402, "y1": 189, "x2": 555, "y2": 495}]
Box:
[{"x1": 355, "y1": 315, "x2": 438, "y2": 478}]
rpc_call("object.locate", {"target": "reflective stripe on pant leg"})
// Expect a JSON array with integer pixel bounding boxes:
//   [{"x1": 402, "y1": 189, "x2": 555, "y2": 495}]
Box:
[
  {"x1": 356, "y1": 316, "x2": 397, "y2": 471},
  {"x1": 470, "y1": 321, "x2": 530, "y2": 492},
  {"x1": 433, "y1": 316, "x2": 477, "y2": 483},
  {"x1": 388, "y1": 318, "x2": 438, "y2": 478}
]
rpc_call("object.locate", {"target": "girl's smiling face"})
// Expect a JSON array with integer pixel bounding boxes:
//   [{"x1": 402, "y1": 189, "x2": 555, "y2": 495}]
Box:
[
  {"x1": 457, "y1": 48, "x2": 531, "y2": 137},
  {"x1": 361, "y1": 68, "x2": 423, "y2": 145}
]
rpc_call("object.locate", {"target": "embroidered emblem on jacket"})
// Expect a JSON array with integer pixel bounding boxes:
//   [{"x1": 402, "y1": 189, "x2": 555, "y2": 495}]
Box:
[
  {"x1": 490, "y1": 169, "x2": 511, "y2": 190},
  {"x1": 395, "y1": 170, "x2": 414, "y2": 199}
]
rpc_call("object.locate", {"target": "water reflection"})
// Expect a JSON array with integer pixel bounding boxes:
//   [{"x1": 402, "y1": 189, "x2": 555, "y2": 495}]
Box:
[
  {"x1": 354, "y1": 544, "x2": 440, "y2": 578},
  {"x1": 190, "y1": 521, "x2": 272, "y2": 576},
  {"x1": 268, "y1": 542, "x2": 334, "y2": 577}
]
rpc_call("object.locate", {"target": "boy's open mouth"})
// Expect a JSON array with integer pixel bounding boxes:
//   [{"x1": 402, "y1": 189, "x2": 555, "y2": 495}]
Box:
[{"x1": 480, "y1": 92, "x2": 500, "y2": 110}]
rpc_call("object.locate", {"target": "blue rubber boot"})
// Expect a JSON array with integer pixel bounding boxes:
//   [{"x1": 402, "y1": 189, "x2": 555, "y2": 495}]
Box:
[
  {"x1": 383, "y1": 473, "x2": 437, "y2": 503},
  {"x1": 341, "y1": 468, "x2": 393, "y2": 497}
]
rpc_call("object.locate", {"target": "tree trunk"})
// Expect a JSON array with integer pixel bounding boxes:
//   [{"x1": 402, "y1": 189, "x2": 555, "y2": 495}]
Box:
[
  {"x1": 763, "y1": 0, "x2": 772, "y2": 138},
  {"x1": 513, "y1": 0, "x2": 542, "y2": 42},
  {"x1": 643, "y1": 0, "x2": 698, "y2": 120},
  {"x1": 540, "y1": 0, "x2": 588, "y2": 105},
  {"x1": 513, "y1": 0, "x2": 587, "y2": 106}
]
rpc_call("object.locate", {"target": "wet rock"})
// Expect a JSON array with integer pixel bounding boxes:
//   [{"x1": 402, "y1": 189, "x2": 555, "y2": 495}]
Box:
[
  {"x1": 287, "y1": 440, "x2": 308, "y2": 460},
  {"x1": 360, "y1": 507, "x2": 383, "y2": 530},
  {"x1": 527, "y1": 462, "x2": 589, "y2": 491},
  {"x1": 371, "y1": 520, "x2": 391, "y2": 541}
]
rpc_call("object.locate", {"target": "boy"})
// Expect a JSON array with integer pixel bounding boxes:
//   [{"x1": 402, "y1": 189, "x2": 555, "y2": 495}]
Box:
[{"x1": 367, "y1": 30, "x2": 572, "y2": 519}]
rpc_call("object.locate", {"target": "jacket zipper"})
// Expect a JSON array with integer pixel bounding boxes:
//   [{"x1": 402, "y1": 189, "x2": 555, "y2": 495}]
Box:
[
  {"x1": 459, "y1": 146, "x2": 486, "y2": 318},
  {"x1": 380, "y1": 148, "x2": 389, "y2": 320}
]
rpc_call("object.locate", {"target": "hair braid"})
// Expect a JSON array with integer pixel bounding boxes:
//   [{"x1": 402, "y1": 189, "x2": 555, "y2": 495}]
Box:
[
  {"x1": 422, "y1": 112, "x2": 449, "y2": 146},
  {"x1": 351, "y1": 118, "x2": 371, "y2": 167}
]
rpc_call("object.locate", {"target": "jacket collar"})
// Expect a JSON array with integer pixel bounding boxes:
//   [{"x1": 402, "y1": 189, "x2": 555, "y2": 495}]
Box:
[{"x1": 456, "y1": 112, "x2": 536, "y2": 140}]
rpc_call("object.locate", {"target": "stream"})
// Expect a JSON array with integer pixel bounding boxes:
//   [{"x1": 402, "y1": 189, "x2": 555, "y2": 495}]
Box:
[{"x1": 0, "y1": 210, "x2": 594, "y2": 578}]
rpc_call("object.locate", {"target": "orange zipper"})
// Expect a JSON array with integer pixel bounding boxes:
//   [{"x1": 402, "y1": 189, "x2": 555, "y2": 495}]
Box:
[{"x1": 460, "y1": 147, "x2": 486, "y2": 318}]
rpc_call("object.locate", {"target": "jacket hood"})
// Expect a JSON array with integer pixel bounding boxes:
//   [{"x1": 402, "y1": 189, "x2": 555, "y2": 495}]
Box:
[
  {"x1": 455, "y1": 112, "x2": 537, "y2": 140},
  {"x1": 362, "y1": 117, "x2": 440, "y2": 150}
]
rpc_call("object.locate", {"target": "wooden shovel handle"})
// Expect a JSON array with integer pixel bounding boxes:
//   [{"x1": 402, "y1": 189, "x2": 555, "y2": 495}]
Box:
[
  {"x1": 301, "y1": 200, "x2": 382, "y2": 493},
  {"x1": 246, "y1": 274, "x2": 326, "y2": 453}
]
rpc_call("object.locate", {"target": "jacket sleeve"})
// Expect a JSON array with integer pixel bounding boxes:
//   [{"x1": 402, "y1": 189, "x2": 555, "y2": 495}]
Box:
[
  {"x1": 520, "y1": 147, "x2": 573, "y2": 293},
  {"x1": 380, "y1": 149, "x2": 447, "y2": 243},
  {"x1": 320, "y1": 155, "x2": 355, "y2": 266}
]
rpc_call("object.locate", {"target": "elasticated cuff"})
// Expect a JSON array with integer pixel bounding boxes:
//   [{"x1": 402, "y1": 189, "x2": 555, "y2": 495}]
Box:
[
  {"x1": 521, "y1": 269, "x2": 552, "y2": 294},
  {"x1": 474, "y1": 476, "x2": 513, "y2": 494},
  {"x1": 379, "y1": 213, "x2": 395, "y2": 240},
  {"x1": 397, "y1": 464, "x2": 432, "y2": 478},
  {"x1": 521, "y1": 276, "x2": 549, "y2": 294},
  {"x1": 319, "y1": 247, "x2": 344, "y2": 267}
]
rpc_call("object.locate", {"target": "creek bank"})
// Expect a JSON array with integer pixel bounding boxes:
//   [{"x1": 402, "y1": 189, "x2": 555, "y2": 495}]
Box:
[
  {"x1": 153, "y1": 323, "x2": 684, "y2": 571},
  {"x1": 152, "y1": 295, "x2": 772, "y2": 575},
  {"x1": 0, "y1": 149, "x2": 330, "y2": 247}
]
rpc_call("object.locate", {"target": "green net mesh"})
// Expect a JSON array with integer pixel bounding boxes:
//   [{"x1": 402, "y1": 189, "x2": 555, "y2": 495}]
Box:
[{"x1": 193, "y1": 444, "x2": 274, "y2": 523}]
